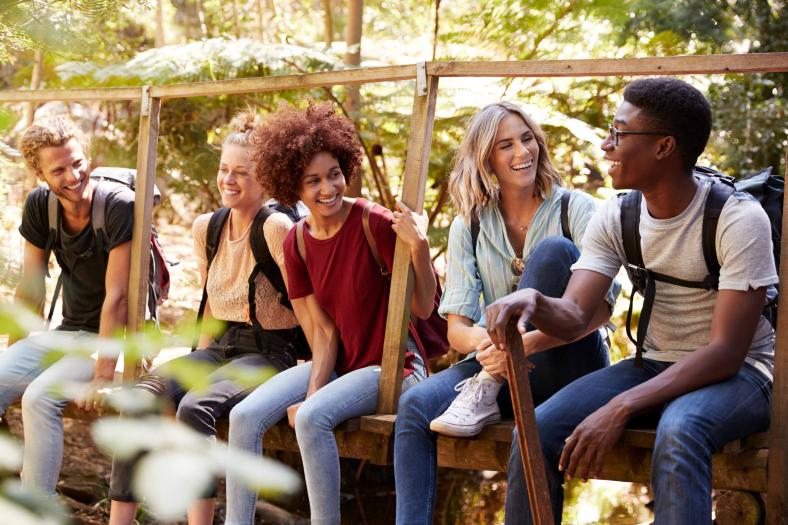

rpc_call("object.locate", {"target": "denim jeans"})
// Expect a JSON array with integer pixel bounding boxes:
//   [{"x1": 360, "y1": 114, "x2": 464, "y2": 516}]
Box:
[
  {"x1": 225, "y1": 339, "x2": 425, "y2": 525},
  {"x1": 0, "y1": 330, "x2": 96, "y2": 495},
  {"x1": 109, "y1": 323, "x2": 294, "y2": 502},
  {"x1": 505, "y1": 358, "x2": 772, "y2": 525},
  {"x1": 394, "y1": 237, "x2": 610, "y2": 525}
]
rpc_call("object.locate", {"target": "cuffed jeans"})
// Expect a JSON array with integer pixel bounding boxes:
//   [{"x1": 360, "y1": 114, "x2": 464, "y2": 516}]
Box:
[
  {"x1": 225, "y1": 339, "x2": 425, "y2": 525},
  {"x1": 394, "y1": 236, "x2": 610, "y2": 524},
  {"x1": 505, "y1": 358, "x2": 772, "y2": 525},
  {"x1": 109, "y1": 323, "x2": 295, "y2": 502},
  {"x1": 0, "y1": 330, "x2": 96, "y2": 495}
]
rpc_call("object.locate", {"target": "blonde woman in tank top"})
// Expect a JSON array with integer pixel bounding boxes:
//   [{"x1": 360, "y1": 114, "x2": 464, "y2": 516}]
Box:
[{"x1": 107, "y1": 111, "x2": 304, "y2": 525}]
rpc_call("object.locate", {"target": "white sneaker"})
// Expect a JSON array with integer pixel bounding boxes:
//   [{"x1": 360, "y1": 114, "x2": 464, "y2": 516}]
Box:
[{"x1": 429, "y1": 374, "x2": 502, "y2": 437}]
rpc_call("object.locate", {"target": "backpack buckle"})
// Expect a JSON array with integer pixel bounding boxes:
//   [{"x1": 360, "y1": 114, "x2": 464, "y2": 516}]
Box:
[{"x1": 626, "y1": 263, "x2": 650, "y2": 292}]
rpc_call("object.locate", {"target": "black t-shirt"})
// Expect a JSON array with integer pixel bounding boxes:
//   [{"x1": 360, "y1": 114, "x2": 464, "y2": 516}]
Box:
[{"x1": 19, "y1": 183, "x2": 135, "y2": 332}]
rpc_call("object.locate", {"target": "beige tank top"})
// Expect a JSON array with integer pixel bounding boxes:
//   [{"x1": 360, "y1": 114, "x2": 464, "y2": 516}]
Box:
[{"x1": 192, "y1": 210, "x2": 298, "y2": 330}]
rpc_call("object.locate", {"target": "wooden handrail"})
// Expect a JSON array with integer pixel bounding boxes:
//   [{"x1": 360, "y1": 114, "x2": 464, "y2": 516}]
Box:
[{"x1": 427, "y1": 52, "x2": 788, "y2": 78}]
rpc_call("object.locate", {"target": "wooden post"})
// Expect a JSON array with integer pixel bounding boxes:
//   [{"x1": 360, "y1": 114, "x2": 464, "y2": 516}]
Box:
[
  {"x1": 766, "y1": 150, "x2": 788, "y2": 524},
  {"x1": 124, "y1": 86, "x2": 161, "y2": 382},
  {"x1": 376, "y1": 71, "x2": 439, "y2": 414},
  {"x1": 506, "y1": 322, "x2": 555, "y2": 524}
]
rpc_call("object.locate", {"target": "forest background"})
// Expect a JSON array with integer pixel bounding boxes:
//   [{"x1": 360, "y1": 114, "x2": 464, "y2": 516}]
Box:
[{"x1": 0, "y1": 0, "x2": 786, "y2": 524}]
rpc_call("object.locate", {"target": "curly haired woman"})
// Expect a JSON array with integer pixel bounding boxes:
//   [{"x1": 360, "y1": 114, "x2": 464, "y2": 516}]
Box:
[{"x1": 224, "y1": 101, "x2": 436, "y2": 525}]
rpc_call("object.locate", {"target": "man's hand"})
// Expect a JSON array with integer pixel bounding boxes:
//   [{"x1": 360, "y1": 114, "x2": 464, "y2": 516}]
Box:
[
  {"x1": 558, "y1": 398, "x2": 629, "y2": 481},
  {"x1": 287, "y1": 402, "x2": 303, "y2": 429},
  {"x1": 485, "y1": 289, "x2": 541, "y2": 349}
]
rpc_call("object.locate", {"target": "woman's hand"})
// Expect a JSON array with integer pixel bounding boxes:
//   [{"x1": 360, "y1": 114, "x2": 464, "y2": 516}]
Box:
[
  {"x1": 391, "y1": 201, "x2": 428, "y2": 249},
  {"x1": 287, "y1": 402, "x2": 303, "y2": 429},
  {"x1": 475, "y1": 338, "x2": 509, "y2": 381}
]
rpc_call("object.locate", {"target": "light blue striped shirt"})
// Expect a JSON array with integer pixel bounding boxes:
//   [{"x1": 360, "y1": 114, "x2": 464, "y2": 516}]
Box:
[{"x1": 439, "y1": 186, "x2": 620, "y2": 326}]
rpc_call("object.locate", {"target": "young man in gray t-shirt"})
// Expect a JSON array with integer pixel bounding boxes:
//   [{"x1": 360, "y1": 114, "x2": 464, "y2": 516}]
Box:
[
  {"x1": 0, "y1": 118, "x2": 133, "y2": 496},
  {"x1": 486, "y1": 78, "x2": 776, "y2": 524}
]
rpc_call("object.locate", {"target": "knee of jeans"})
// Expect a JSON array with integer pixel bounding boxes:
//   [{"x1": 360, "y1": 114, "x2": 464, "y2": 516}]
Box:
[
  {"x1": 175, "y1": 393, "x2": 210, "y2": 428},
  {"x1": 21, "y1": 384, "x2": 57, "y2": 416},
  {"x1": 294, "y1": 401, "x2": 331, "y2": 438},
  {"x1": 654, "y1": 410, "x2": 711, "y2": 462},
  {"x1": 520, "y1": 236, "x2": 578, "y2": 293},
  {"x1": 396, "y1": 386, "x2": 426, "y2": 425}
]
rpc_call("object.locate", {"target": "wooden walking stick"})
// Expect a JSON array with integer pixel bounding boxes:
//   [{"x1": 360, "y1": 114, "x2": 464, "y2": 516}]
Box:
[{"x1": 505, "y1": 321, "x2": 555, "y2": 524}]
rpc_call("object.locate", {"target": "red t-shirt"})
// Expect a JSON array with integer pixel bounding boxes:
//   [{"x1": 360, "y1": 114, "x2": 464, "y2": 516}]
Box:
[{"x1": 284, "y1": 199, "x2": 416, "y2": 375}]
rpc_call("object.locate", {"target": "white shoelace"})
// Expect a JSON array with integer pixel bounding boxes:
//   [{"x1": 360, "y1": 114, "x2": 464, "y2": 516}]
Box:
[{"x1": 450, "y1": 375, "x2": 485, "y2": 411}]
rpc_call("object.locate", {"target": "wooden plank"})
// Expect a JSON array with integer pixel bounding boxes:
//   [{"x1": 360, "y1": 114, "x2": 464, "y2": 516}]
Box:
[
  {"x1": 0, "y1": 86, "x2": 142, "y2": 103},
  {"x1": 375, "y1": 74, "x2": 439, "y2": 414},
  {"x1": 506, "y1": 322, "x2": 554, "y2": 525},
  {"x1": 436, "y1": 437, "x2": 511, "y2": 471},
  {"x1": 427, "y1": 53, "x2": 788, "y2": 78},
  {"x1": 124, "y1": 87, "x2": 160, "y2": 382},
  {"x1": 767, "y1": 149, "x2": 788, "y2": 524},
  {"x1": 150, "y1": 65, "x2": 415, "y2": 99}
]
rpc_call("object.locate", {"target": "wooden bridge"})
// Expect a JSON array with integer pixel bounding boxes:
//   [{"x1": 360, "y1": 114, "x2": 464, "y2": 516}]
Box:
[{"x1": 2, "y1": 51, "x2": 787, "y2": 523}]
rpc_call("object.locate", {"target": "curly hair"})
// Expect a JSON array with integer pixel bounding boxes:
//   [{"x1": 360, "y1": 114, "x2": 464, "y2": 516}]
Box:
[
  {"x1": 448, "y1": 102, "x2": 561, "y2": 220},
  {"x1": 252, "y1": 101, "x2": 362, "y2": 206},
  {"x1": 623, "y1": 77, "x2": 712, "y2": 168},
  {"x1": 20, "y1": 118, "x2": 91, "y2": 175}
]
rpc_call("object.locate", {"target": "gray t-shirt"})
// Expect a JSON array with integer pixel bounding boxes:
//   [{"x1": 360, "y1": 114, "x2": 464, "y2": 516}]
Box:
[{"x1": 573, "y1": 177, "x2": 777, "y2": 380}]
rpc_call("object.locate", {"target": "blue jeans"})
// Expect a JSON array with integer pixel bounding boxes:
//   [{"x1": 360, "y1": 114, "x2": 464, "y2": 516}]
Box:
[
  {"x1": 394, "y1": 237, "x2": 610, "y2": 524},
  {"x1": 0, "y1": 330, "x2": 96, "y2": 495},
  {"x1": 225, "y1": 339, "x2": 425, "y2": 525},
  {"x1": 505, "y1": 358, "x2": 772, "y2": 525}
]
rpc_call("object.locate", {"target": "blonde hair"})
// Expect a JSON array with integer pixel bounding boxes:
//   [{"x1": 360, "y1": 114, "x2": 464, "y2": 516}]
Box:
[
  {"x1": 20, "y1": 118, "x2": 91, "y2": 175},
  {"x1": 448, "y1": 102, "x2": 561, "y2": 220},
  {"x1": 222, "y1": 109, "x2": 263, "y2": 148}
]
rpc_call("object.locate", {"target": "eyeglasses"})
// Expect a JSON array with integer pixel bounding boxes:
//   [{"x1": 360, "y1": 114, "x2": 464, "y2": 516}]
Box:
[{"x1": 607, "y1": 125, "x2": 672, "y2": 147}]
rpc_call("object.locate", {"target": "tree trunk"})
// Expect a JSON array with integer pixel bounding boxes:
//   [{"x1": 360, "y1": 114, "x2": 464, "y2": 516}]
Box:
[
  {"x1": 322, "y1": 0, "x2": 333, "y2": 47},
  {"x1": 345, "y1": 0, "x2": 363, "y2": 197},
  {"x1": 432, "y1": 0, "x2": 441, "y2": 60},
  {"x1": 231, "y1": 0, "x2": 240, "y2": 37},
  {"x1": 256, "y1": 0, "x2": 265, "y2": 41},
  {"x1": 24, "y1": 49, "x2": 44, "y2": 191},
  {"x1": 155, "y1": 0, "x2": 166, "y2": 46}
]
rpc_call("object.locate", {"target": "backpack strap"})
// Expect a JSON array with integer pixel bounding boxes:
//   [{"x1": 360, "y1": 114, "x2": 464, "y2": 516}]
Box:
[
  {"x1": 248, "y1": 206, "x2": 292, "y2": 310},
  {"x1": 90, "y1": 182, "x2": 109, "y2": 255},
  {"x1": 560, "y1": 190, "x2": 572, "y2": 241},
  {"x1": 620, "y1": 190, "x2": 648, "y2": 367},
  {"x1": 362, "y1": 201, "x2": 390, "y2": 278},
  {"x1": 193, "y1": 208, "x2": 230, "y2": 350},
  {"x1": 700, "y1": 180, "x2": 734, "y2": 282}
]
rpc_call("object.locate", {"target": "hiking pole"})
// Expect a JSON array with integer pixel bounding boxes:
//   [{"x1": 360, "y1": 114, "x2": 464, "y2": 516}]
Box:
[{"x1": 505, "y1": 320, "x2": 555, "y2": 524}]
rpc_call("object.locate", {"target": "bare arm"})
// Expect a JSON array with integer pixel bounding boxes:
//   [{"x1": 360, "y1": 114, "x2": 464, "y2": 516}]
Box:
[
  {"x1": 523, "y1": 298, "x2": 612, "y2": 356},
  {"x1": 94, "y1": 241, "x2": 131, "y2": 381},
  {"x1": 392, "y1": 202, "x2": 436, "y2": 319},
  {"x1": 9, "y1": 241, "x2": 48, "y2": 345},
  {"x1": 560, "y1": 287, "x2": 766, "y2": 481},
  {"x1": 446, "y1": 313, "x2": 490, "y2": 355},
  {"x1": 486, "y1": 269, "x2": 613, "y2": 348},
  {"x1": 286, "y1": 294, "x2": 340, "y2": 427}
]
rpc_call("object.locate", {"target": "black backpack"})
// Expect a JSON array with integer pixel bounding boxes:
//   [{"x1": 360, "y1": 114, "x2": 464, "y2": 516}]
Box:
[
  {"x1": 194, "y1": 202, "x2": 309, "y2": 358},
  {"x1": 44, "y1": 167, "x2": 171, "y2": 328},
  {"x1": 620, "y1": 166, "x2": 783, "y2": 367},
  {"x1": 470, "y1": 190, "x2": 573, "y2": 261}
]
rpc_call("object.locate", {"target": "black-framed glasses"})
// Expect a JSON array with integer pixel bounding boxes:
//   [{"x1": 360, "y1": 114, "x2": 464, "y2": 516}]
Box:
[{"x1": 608, "y1": 125, "x2": 672, "y2": 147}]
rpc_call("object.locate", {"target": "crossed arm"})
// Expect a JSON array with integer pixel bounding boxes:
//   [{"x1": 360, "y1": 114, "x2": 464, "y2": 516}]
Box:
[{"x1": 486, "y1": 269, "x2": 767, "y2": 479}]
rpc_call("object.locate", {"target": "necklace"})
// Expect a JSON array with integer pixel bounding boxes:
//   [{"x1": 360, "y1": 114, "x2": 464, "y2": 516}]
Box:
[{"x1": 518, "y1": 224, "x2": 528, "y2": 232}]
